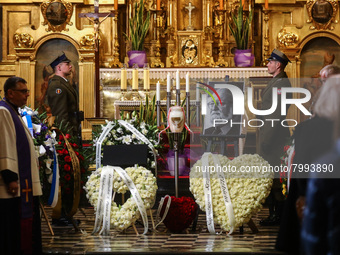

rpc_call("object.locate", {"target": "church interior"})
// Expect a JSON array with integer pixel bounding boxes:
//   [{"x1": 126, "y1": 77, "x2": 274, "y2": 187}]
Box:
[{"x1": 1, "y1": 0, "x2": 339, "y2": 254}]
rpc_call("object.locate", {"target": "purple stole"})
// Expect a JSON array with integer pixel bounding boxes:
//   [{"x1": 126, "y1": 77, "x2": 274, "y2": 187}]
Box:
[{"x1": 0, "y1": 100, "x2": 34, "y2": 217}]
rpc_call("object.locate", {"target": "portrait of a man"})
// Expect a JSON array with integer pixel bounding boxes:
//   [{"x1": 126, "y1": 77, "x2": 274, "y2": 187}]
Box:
[{"x1": 203, "y1": 84, "x2": 243, "y2": 136}]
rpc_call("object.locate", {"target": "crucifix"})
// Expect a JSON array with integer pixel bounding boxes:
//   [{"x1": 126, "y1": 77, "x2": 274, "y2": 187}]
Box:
[
  {"x1": 79, "y1": 0, "x2": 115, "y2": 117},
  {"x1": 185, "y1": 2, "x2": 195, "y2": 31}
]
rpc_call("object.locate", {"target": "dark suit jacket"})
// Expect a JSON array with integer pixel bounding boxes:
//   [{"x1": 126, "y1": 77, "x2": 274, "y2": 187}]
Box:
[
  {"x1": 47, "y1": 75, "x2": 79, "y2": 133},
  {"x1": 258, "y1": 71, "x2": 291, "y2": 166}
]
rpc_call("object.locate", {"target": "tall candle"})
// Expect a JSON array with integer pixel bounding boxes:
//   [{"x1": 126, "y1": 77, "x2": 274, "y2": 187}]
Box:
[
  {"x1": 170, "y1": 3, "x2": 172, "y2": 26},
  {"x1": 156, "y1": 81, "x2": 160, "y2": 101},
  {"x1": 265, "y1": 0, "x2": 269, "y2": 9},
  {"x1": 114, "y1": 0, "x2": 118, "y2": 10},
  {"x1": 120, "y1": 66, "x2": 127, "y2": 90},
  {"x1": 207, "y1": 3, "x2": 210, "y2": 26},
  {"x1": 156, "y1": 0, "x2": 161, "y2": 10},
  {"x1": 143, "y1": 64, "x2": 150, "y2": 90},
  {"x1": 219, "y1": 0, "x2": 223, "y2": 10},
  {"x1": 132, "y1": 65, "x2": 138, "y2": 90},
  {"x1": 176, "y1": 70, "x2": 180, "y2": 90},
  {"x1": 186, "y1": 72, "x2": 190, "y2": 92},
  {"x1": 167, "y1": 72, "x2": 171, "y2": 92},
  {"x1": 242, "y1": 0, "x2": 245, "y2": 7}
]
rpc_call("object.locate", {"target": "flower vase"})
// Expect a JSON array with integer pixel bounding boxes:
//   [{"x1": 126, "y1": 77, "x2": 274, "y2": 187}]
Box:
[
  {"x1": 234, "y1": 49, "x2": 254, "y2": 67},
  {"x1": 128, "y1": 50, "x2": 147, "y2": 68},
  {"x1": 167, "y1": 150, "x2": 188, "y2": 176}
]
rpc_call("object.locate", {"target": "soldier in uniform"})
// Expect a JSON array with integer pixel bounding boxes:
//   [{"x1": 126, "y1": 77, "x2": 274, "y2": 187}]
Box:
[
  {"x1": 46, "y1": 53, "x2": 83, "y2": 226},
  {"x1": 258, "y1": 49, "x2": 292, "y2": 226}
]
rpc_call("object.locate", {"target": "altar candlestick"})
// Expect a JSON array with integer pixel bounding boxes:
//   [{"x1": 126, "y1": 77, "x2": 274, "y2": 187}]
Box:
[
  {"x1": 265, "y1": 0, "x2": 269, "y2": 9},
  {"x1": 132, "y1": 64, "x2": 138, "y2": 90},
  {"x1": 114, "y1": 0, "x2": 118, "y2": 10},
  {"x1": 156, "y1": 81, "x2": 160, "y2": 101},
  {"x1": 207, "y1": 3, "x2": 210, "y2": 26},
  {"x1": 167, "y1": 72, "x2": 171, "y2": 92},
  {"x1": 143, "y1": 64, "x2": 150, "y2": 90},
  {"x1": 186, "y1": 72, "x2": 190, "y2": 92},
  {"x1": 219, "y1": 0, "x2": 223, "y2": 10},
  {"x1": 156, "y1": 0, "x2": 161, "y2": 10},
  {"x1": 176, "y1": 70, "x2": 180, "y2": 90},
  {"x1": 120, "y1": 65, "x2": 127, "y2": 90},
  {"x1": 196, "y1": 83, "x2": 200, "y2": 101}
]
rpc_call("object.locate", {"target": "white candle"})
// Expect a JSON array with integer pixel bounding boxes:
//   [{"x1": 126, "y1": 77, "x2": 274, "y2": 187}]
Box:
[
  {"x1": 196, "y1": 83, "x2": 200, "y2": 101},
  {"x1": 170, "y1": 3, "x2": 172, "y2": 26},
  {"x1": 132, "y1": 65, "x2": 138, "y2": 90},
  {"x1": 120, "y1": 67, "x2": 127, "y2": 90},
  {"x1": 207, "y1": 3, "x2": 210, "y2": 26},
  {"x1": 186, "y1": 72, "x2": 190, "y2": 92},
  {"x1": 143, "y1": 66, "x2": 150, "y2": 90},
  {"x1": 176, "y1": 70, "x2": 180, "y2": 90},
  {"x1": 156, "y1": 81, "x2": 160, "y2": 101},
  {"x1": 167, "y1": 72, "x2": 171, "y2": 92}
]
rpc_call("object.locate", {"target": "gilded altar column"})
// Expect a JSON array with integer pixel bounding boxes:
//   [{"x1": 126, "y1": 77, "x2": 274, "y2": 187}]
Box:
[{"x1": 78, "y1": 50, "x2": 96, "y2": 140}]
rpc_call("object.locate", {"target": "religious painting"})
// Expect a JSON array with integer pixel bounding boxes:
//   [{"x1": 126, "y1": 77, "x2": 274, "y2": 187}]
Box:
[
  {"x1": 202, "y1": 81, "x2": 245, "y2": 137},
  {"x1": 34, "y1": 39, "x2": 79, "y2": 113},
  {"x1": 178, "y1": 33, "x2": 202, "y2": 66},
  {"x1": 41, "y1": 0, "x2": 73, "y2": 32},
  {"x1": 306, "y1": 0, "x2": 338, "y2": 30}
]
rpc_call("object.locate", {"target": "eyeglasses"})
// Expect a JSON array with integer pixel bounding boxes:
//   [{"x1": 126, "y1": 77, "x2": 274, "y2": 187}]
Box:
[{"x1": 11, "y1": 89, "x2": 30, "y2": 94}]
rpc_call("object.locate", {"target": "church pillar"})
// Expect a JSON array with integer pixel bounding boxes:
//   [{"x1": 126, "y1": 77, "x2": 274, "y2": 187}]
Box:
[
  {"x1": 15, "y1": 48, "x2": 36, "y2": 108},
  {"x1": 79, "y1": 50, "x2": 95, "y2": 140}
]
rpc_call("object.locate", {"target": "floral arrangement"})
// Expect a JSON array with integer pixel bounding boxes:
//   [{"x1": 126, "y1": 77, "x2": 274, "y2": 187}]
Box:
[
  {"x1": 93, "y1": 118, "x2": 160, "y2": 170},
  {"x1": 280, "y1": 139, "x2": 295, "y2": 198},
  {"x1": 159, "y1": 196, "x2": 198, "y2": 233},
  {"x1": 190, "y1": 154, "x2": 273, "y2": 232},
  {"x1": 85, "y1": 166, "x2": 157, "y2": 231}
]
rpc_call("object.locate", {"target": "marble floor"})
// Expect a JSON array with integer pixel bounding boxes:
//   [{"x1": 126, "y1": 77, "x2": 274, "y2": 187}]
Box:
[{"x1": 41, "y1": 206, "x2": 283, "y2": 255}]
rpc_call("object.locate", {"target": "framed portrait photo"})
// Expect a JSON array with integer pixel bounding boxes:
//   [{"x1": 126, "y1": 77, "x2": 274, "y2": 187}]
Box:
[{"x1": 203, "y1": 81, "x2": 245, "y2": 137}]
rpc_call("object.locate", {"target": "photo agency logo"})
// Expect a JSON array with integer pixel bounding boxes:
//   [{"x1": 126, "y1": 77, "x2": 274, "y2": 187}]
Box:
[{"x1": 199, "y1": 80, "x2": 312, "y2": 130}]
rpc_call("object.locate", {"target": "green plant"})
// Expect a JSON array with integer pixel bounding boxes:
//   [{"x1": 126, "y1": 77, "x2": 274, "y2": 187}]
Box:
[
  {"x1": 126, "y1": 0, "x2": 150, "y2": 51},
  {"x1": 229, "y1": 0, "x2": 253, "y2": 50}
]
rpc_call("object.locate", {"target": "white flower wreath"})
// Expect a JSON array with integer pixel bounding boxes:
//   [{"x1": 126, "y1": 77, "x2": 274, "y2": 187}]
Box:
[
  {"x1": 190, "y1": 154, "x2": 273, "y2": 232},
  {"x1": 85, "y1": 166, "x2": 158, "y2": 232}
]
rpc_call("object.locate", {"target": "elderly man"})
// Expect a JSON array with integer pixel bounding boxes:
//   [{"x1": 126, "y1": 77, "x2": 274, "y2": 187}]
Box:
[
  {"x1": 0, "y1": 77, "x2": 42, "y2": 255},
  {"x1": 259, "y1": 49, "x2": 292, "y2": 226}
]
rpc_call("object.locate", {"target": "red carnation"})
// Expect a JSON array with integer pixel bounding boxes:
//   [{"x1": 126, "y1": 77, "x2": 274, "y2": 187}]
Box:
[
  {"x1": 62, "y1": 149, "x2": 69, "y2": 155},
  {"x1": 59, "y1": 135, "x2": 64, "y2": 141},
  {"x1": 65, "y1": 134, "x2": 71, "y2": 139},
  {"x1": 64, "y1": 164, "x2": 71, "y2": 171},
  {"x1": 64, "y1": 156, "x2": 71, "y2": 162},
  {"x1": 75, "y1": 151, "x2": 79, "y2": 156},
  {"x1": 58, "y1": 141, "x2": 62, "y2": 145},
  {"x1": 78, "y1": 155, "x2": 84, "y2": 161},
  {"x1": 64, "y1": 174, "x2": 71, "y2": 181}
]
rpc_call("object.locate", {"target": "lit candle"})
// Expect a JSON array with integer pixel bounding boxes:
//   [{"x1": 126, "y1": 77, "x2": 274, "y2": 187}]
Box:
[
  {"x1": 143, "y1": 64, "x2": 150, "y2": 90},
  {"x1": 157, "y1": 0, "x2": 161, "y2": 10},
  {"x1": 114, "y1": 0, "x2": 118, "y2": 10},
  {"x1": 196, "y1": 83, "x2": 200, "y2": 101},
  {"x1": 186, "y1": 72, "x2": 190, "y2": 92},
  {"x1": 265, "y1": 0, "x2": 269, "y2": 9},
  {"x1": 132, "y1": 64, "x2": 138, "y2": 90},
  {"x1": 120, "y1": 64, "x2": 127, "y2": 90},
  {"x1": 167, "y1": 72, "x2": 171, "y2": 92},
  {"x1": 170, "y1": 3, "x2": 172, "y2": 26},
  {"x1": 156, "y1": 81, "x2": 160, "y2": 101},
  {"x1": 219, "y1": 0, "x2": 223, "y2": 10},
  {"x1": 129, "y1": 4, "x2": 131, "y2": 19},
  {"x1": 207, "y1": 3, "x2": 210, "y2": 26},
  {"x1": 176, "y1": 70, "x2": 180, "y2": 90}
]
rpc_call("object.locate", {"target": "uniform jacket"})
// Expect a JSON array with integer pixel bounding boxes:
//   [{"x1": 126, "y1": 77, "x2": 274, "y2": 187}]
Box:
[
  {"x1": 47, "y1": 75, "x2": 79, "y2": 133},
  {"x1": 258, "y1": 71, "x2": 291, "y2": 166}
]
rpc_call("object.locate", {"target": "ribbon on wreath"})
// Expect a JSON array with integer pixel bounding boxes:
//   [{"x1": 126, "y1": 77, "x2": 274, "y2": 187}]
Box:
[
  {"x1": 95, "y1": 121, "x2": 114, "y2": 170},
  {"x1": 47, "y1": 131, "x2": 59, "y2": 207},
  {"x1": 19, "y1": 106, "x2": 36, "y2": 137},
  {"x1": 287, "y1": 144, "x2": 295, "y2": 192},
  {"x1": 154, "y1": 195, "x2": 172, "y2": 230},
  {"x1": 201, "y1": 153, "x2": 236, "y2": 235}
]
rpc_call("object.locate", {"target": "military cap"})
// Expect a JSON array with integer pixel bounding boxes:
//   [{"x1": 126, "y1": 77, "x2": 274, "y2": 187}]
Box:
[
  {"x1": 50, "y1": 53, "x2": 71, "y2": 70},
  {"x1": 267, "y1": 49, "x2": 291, "y2": 66}
]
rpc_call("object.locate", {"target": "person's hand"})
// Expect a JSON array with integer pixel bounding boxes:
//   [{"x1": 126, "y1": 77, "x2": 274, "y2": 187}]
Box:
[{"x1": 7, "y1": 181, "x2": 19, "y2": 196}]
